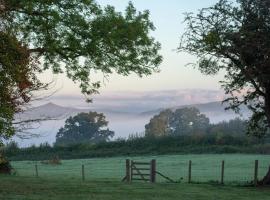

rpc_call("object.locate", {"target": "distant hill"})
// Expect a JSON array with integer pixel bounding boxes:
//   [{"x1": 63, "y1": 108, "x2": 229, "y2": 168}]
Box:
[
  {"x1": 15, "y1": 103, "x2": 81, "y2": 121},
  {"x1": 17, "y1": 101, "x2": 251, "y2": 123},
  {"x1": 15, "y1": 102, "x2": 140, "y2": 122}
]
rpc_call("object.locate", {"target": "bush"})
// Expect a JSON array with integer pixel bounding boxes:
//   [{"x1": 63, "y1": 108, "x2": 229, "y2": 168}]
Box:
[{"x1": 0, "y1": 154, "x2": 12, "y2": 174}]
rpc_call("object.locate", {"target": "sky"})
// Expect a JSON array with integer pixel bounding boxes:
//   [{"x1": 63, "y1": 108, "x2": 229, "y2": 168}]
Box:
[{"x1": 40, "y1": 0, "x2": 225, "y2": 99}]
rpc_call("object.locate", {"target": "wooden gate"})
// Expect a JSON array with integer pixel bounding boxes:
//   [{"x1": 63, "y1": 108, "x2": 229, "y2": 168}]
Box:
[
  {"x1": 124, "y1": 159, "x2": 156, "y2": 183},
  {"x1": 122, "y1": 159, "x2": 175, "y2": 183}
]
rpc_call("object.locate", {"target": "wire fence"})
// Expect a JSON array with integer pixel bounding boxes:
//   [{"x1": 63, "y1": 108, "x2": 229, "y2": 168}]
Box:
[{"x1": 10, "y1": 155, "x2": 270, "y2": 185}]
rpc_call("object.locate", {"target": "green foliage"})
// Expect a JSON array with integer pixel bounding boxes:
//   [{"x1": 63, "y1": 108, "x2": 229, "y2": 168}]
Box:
[
  {"x1": 5, "y1": 126, "x2": 268, "y2": 161},
  {"x1": 0, "y1": 154, "x2": 12, "y2": 174},
  {"x1": 3, "y1": 117, "x2": 264, "y2": 161},
  {"x1": 55, "y1": 112, "x2": 114, "y2": 146},
  {"x1": 2, "y1": 0, "x2": 162, "y2": 97},
  {"x1": 209, "y1": 118, "x2": 247, "y2": 136},
  {"x1": 0, "y1": 0, "x2": 162, "y2": 140},
  {"x1": 145, "y1": 109, "x2": 173, "y2": 137},
  {"x1": 0, "y1": 32, "x2": 44, "y2": 142},
  {"x1": 172, "y1": 108, "x2": 210, "y2": 135},
  {"x1": 145, "y1": 107, "x2": 210, "y2": 137},
  {"x1": 179, "y1": 0, "x2": 270, "y2": 136}
]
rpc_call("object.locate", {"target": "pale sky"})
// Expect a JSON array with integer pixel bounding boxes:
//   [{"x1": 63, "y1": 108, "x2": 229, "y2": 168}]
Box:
[{"x1": 40, "y1": 0, "x2": 225, "y2": 97}]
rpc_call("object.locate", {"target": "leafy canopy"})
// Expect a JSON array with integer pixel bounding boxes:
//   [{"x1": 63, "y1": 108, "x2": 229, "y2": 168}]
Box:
[
  {"x1": 145, "y1": 107, "x2": 210, "y2": 137},
  {"x1": 0, "y1": 32, "x2": 44, "y2": 143},
  {"x1": 2, "y1": 0, "x2": 162, "y2": 96},
  {"x1": 55, "y1": 112, "x2": 114, "y2": 146},
  {"x1": 179, "y1": 0, "x2": 270, "y2": 137}
]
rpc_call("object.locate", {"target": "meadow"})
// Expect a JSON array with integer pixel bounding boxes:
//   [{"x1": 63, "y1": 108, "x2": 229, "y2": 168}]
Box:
[
  {"x1": 1, "y1": 154, "x2": 270, "y2": 199},
  {"x1": 10, "y1": 154, "x2": 270, "y2": 184},
  {"x1": 1, "y1": 175, "x2": 270, "y2": 200}
]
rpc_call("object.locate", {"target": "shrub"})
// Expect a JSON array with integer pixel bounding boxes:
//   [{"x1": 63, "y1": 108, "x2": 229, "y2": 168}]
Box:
[{"x1": 0, "y1": 154, "x2": 12, "y2": 174}]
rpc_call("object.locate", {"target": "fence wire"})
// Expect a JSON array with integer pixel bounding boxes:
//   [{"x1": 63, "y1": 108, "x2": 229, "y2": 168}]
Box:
[{"x1": 10, "y1": 155, "x2": 270, "y2": 185}]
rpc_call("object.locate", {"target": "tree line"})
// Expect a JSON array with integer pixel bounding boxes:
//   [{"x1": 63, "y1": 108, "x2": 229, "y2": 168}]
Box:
[
  {"x1": 3, "y1": 131, "x2": 269, "y2": 161},
  {"x1": 55, "y1": 107, "x2": 250, "y2": 147}
]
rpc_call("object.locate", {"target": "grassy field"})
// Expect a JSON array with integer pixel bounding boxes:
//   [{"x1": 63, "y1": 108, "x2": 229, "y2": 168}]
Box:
[
  {"x1": 11, "y1": 154, "x2": 270, "y2": 184},
  {"x1": 1, "y1": 154, "x2": 270, "y2": 200},
  {"x1": 1, "y1": 175, "x2": 270, "y2": 200}
]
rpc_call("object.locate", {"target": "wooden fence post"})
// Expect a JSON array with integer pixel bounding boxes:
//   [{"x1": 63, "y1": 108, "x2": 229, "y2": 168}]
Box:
[
  {"x1": 35, "y1": 164, "x2": 38, "y2": 177},
  {"x1": 82, "y1": 164, "x2": 85, "y2": 181},
  {"x1": 126, "y1": 159, "x2": 131, "y2": 183},
  {"x1": 131, "y1": 160, "x2": 134, "y2": 182},
  {"x1": 150, "y1": 159, "x2": 156, "y2": 183},
  {"x1": 188, "y1": 160, "x2": 192, "y2": 183},
  {"x1": 254, "y1": 160, "x2": 259, "y2": 186},
  {"x1": 221, "y1": 160, "x2": 225, "y2": 185}
]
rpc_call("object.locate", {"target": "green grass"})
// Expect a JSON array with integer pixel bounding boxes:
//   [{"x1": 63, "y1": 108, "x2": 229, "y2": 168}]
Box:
[
  {"x1": 11, "y1": 154, "x2": 270, "y2": 184},
  {"x1": 2, "y1": 154, "x2": 270, "y2": 200},
  {"x1": 1, "y1": 175, "x2": 270, "y2": 200}
]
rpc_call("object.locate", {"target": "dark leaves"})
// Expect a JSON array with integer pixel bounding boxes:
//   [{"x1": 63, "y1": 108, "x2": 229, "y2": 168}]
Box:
[{"x1": 179, "y1": 0, "x2": 270, "y2": 136}]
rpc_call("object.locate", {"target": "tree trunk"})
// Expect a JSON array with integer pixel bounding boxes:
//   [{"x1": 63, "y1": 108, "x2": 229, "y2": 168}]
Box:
[
  {"x1": 259, "y1": 85, "x2": 270, "y2": 185},
  {"x1": 265, "y1": 85, "x2": 270, "y2": 128}
]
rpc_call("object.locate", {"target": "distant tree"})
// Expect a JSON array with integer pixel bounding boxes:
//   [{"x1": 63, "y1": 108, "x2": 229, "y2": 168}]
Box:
[
  {"x1": 209, "y1": 118, "x2": 247, "y2": 136},
  {"x1": 0, "y1": 0, "x2": 162, "y2": 142},
  {"x1": 171, "y1": 107, "x2": 210, "y2": 135},
  {"x1": 55, "y1": 112, "x2": 114, "y2": 146},
  {"x1": 145, "y1": 109, "x2": 173, "y2": 137},
  {"x1": 145, "y1": 107, "x2": 210, "y2": 137},
  {"x1": 179, "y1": 0, "x2": 270, "y2": 137}
]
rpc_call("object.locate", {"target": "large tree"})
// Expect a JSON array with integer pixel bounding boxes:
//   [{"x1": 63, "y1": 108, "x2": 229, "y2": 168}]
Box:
[
  {"x1": 55, "y1": 112, "x2": 114, "y2": 146},
  {"x1": 179, "y1": 0, "x2": 270, "y2": 184},
  {"x1": 145, "y1": 107, "x2": 210, "y2": 137},
  {"x1": 179, "y1": 0, "x2": 270, "y2": 137},
  {"x1": 0, "y1": 0, "x2": 162, "y2": 142},
  {"x1": 171, "y1": 107, "x2": 210, "y2": 135}
]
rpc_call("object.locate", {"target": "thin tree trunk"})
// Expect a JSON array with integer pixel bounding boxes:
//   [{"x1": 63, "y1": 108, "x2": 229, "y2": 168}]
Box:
[
  {"x1": 265, "y1": 85, "x2": 270, "y2": 126},
  {"x1": 259, "y1": 85, "x2": 270, "y2": 185}
]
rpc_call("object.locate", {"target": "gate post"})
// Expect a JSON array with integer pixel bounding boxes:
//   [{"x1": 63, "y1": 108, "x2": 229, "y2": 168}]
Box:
[
  {"x1": 221, "y1": 160, "x2": 225, "y2": 185},
  {"x1": 188, "y1": 160, "x2": 192, "y2": 183},
  {"x1": 82, "y1": 164, "x2": 85, "y2": 181},
  {"x1": 150, "y1": 159, "x2": 156, "y2": 183},
  {"x1": 126, "y1": 159, "x2": 131, "y2": 183},
  {"x1": 35, "y1": 164, "x2": 38, "y2": 177},
  {"x1": 254, "y1": 160, "x2": 259, "y2": 186}
]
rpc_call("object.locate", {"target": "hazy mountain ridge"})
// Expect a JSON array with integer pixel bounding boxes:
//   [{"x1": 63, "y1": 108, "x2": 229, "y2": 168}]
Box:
[
  {"x1": 15, "y1": 103, "x2": 81, "y2": 121},
  {"x1": 18, "y1": 101, "x2": 250, "y2": 122},
  {"x1": 15, "y1": 102, "x2": 141, "y2": 122}
]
